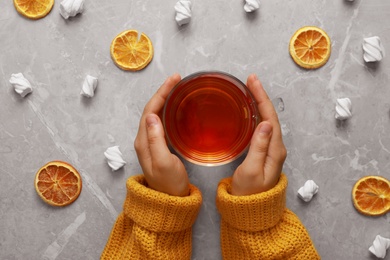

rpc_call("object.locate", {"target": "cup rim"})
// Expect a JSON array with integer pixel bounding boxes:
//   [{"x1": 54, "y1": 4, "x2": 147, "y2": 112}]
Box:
[{"x1": 163, "y1": 71, "x2": 259, "y2": 166}]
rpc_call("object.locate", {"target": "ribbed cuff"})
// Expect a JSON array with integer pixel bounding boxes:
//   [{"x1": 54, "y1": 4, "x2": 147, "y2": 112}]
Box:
[
  {"x1": 216, "y1": 174, "x2": 287, "y2": 232},
  {"x1": 123, "y1": 175, "x2": 202, "y2": 233}
]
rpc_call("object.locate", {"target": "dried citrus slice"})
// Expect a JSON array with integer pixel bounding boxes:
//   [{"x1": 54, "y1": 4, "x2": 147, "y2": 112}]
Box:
[
  {"x1": 35, "y1": 161, "x2": 82, "y2": 207},
  {"x1": 289, "y1": 26, "x2": 331, "y2": 69},
  {"x1": 14, "y1": 0, "x2": 54, "y2": 20},
  {"x1": 352, "y1": 176, "x2": 390, "y2": 216},
  {"x1": 110, "y1": 30, "x2": 154, "y2": 71}
]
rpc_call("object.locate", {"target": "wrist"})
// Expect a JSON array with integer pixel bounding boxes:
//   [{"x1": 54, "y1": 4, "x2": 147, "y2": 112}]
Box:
[{"x1": 145, "y1": 177, "x2": 190, "y2": 197}]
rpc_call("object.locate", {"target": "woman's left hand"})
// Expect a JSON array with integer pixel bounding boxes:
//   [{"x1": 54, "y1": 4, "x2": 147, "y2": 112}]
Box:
[{"x1": 134, "y1": 74, "x2": 190, "y2": 197}]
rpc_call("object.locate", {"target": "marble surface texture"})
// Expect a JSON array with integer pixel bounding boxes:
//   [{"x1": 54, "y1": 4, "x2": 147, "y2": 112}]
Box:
[{"x1": 1, "y1": 0, "x2": 390, "y2": 259}]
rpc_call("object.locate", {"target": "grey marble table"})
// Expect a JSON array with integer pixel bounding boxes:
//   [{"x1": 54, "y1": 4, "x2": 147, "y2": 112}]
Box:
[{"x1": 1, "y1": 0, "x2": 390, "y2": 259}]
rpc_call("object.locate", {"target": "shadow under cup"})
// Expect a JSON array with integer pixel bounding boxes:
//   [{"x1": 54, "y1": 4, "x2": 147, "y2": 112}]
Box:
[{"x1": 163, "y1": 71, "x2": 259, "y2": 166}]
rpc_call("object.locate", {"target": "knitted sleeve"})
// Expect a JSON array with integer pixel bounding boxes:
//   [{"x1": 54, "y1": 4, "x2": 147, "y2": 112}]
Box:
[
  {"x1": 216, "y1": 174, "x2": 320, "y2": 260},
  {"x1": 101, "y1": 175, "x2": 202, "y2": 260}
]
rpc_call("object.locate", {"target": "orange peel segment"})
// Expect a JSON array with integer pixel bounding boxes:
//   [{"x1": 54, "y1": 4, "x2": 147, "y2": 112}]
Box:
[
  {"x1": 289, "y1": 26, "x2": 331, "y2": 69},
  {"x1": 35, "y1": 161, "x2": 82, "y2": 207},
  {"x1": 352, "y1": 175, "x2": 390, "y2": 216},
  {"x1": 14, "y1": 0, "x2": 54, "y2": 20},
  {"x1": 110, "y1": 30, "x2": 154, "y2": 71}
]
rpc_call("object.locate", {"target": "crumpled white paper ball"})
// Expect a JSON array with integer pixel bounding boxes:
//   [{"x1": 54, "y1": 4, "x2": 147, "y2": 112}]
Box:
[
  {"x1": 363, "y1": 36, "x2": 385, "y2": 62},
  {"x1": 244, "y1": 0, "x2": 260, "y2": 13},
  {"x1": 298, "y1": 180, "x2": 319, "y2": 202},
  {"x1": 9, "y1": 73, "x2": 33, "y2": 98},
  {"x1": 104, "y1": 146, "x2": 126, "y2": 171},
  {"x1": 80, "y1": 75, "x2": 98, "y2": 98},
  {"x1": 369, "y1": 235, "x2": 390, "y2": 259},
  {"x1": 60, "y1": 0, "x2": 85, "y2": 19},
  {"x1": 174, "y1": 0, "x2": 192, "y2": 26},
  {"x1": 335, "y1": 98, "x2": 352, "y2": 120}
]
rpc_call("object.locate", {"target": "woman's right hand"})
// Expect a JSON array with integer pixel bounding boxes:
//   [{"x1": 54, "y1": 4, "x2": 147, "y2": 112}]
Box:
[{"x1": 231, "y1": 74, "x2": 287, "y2": 196}]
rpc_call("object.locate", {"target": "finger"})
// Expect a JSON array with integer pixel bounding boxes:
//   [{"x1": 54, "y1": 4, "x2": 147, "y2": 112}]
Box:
[
  {"x1": 246, "y1": 75, "x2": 283, "y2": 140},
  {"x1": 145, "y1": 114, "x2": 172, "y2": 169},
  {"x1": 246, "y1": 74, "x2": 286, "y2": 165},
  {"x1": 144, "y1": 73, "x2": 181, "y2": 115},
  {"x1": 135, "y1": 74, "x2": 181, "y2": 159},
  {"x1": 241, "y1": 121, "x2": 273, "y2": 173},
  {"x1": 246, "y1": 74, "x2": 279, "y2": 124}
]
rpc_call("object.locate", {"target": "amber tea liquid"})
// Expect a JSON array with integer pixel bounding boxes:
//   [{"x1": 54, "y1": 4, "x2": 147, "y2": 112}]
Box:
[{"x1": 164, "y1": 73, "x2": 258, "y2": 165}]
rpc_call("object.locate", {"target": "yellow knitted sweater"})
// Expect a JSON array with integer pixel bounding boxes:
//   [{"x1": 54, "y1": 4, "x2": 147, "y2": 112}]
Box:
[{"x1": 101, "y1": 174, "x2": 320, "y2": 260}]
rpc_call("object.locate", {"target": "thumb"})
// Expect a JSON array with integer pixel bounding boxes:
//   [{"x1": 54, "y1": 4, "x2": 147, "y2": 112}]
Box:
[
  {"x1": 145, "y1": 114, "x2": 171, "y2": 164},
  {"x1": 244, "y1": 121, "x2": 273, "y2": 168}
]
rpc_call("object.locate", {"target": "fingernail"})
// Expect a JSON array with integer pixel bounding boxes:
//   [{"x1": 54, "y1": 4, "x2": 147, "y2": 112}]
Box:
[
  {"x1": 253, "y1": 74, "x2": 258, "y2": 80},
  {"x1": 146, "y1": 114, "x2": 158, "y2": 127},
  {"x1": 259, "y1": 123, "x2": 272, "y2": 135}
]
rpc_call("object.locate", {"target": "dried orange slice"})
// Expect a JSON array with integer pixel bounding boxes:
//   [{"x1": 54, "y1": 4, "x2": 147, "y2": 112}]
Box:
[
  {"x1": 110, "y1": 30, "x2": 154, "y2": 71},
  {"x1": 14, "y1": 0, "x2": 54, "y2": 20},
  {"x1": 352, "y1": 176, "x2": 390, "y2": 216},
  {"x1": 289, "y1": 26, "x2": 331, "y2": 69},
  {"x1": 35, "y1": 161, "x2": 82, "y2": 207}
]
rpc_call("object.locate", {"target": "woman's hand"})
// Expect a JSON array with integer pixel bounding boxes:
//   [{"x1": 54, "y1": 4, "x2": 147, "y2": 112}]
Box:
[
  {"x1": 231, "y1": 74, "x2": 287, "y2": 196},
  {"x1": 134, "y1": 74, "x2": 190, "y2": 197}
]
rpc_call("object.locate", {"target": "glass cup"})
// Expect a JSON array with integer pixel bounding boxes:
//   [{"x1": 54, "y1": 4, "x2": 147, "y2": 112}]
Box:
[{"x1": 163, "y1": 71, "x2": 259, "y2": 166}]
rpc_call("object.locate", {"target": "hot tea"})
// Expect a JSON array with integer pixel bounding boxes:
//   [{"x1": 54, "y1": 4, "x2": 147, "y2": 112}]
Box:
[{"x1": 163, "y1": 72, "x2": 258, "y2": 166}]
